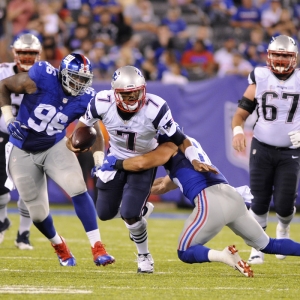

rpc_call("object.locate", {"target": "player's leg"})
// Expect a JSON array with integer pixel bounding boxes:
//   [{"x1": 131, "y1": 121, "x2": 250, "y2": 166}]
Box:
[
  {"x1": 0, "y1": 132, "x2": 11, "y2": 243},
  {"x1": 8, "y1": 145, "x2": 76, "y2": 266},
  {"x1": 272, "y1": 150, "x2": 300, "y2": 260},
  {"x1": 121, "y1": 168, "x2": 156, "y2": 273},
  {"x1": 177, "y1": 184, "x2": 253, "y2": 277},
  {"x1": 248, "y1": 138, "x2": 275, "y2": 264},
  {"x1": 45, "y1": 138, "x2": 114, "y2": 266}
]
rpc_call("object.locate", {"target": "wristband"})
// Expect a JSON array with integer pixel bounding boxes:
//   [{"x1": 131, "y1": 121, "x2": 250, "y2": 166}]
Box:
[
  {"x1": 1, "y1": 105, "x2": 14, "y2": 125},
  {"x1": 93, "y1": 151, "x2": 105, "y2": 166},
  {"x1": 233, "y1": 126, "x2": 244, "y2": 136},
  {"x1": 115, "y1": 160, "x2": 124, "y2": 170},
  {"x1": 185, "y1": 146, "x2": 200, "y2": 163}
]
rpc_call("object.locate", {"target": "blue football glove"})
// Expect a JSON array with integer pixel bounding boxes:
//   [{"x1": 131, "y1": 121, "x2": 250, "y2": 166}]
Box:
[
  {"x1": 101, "y1": 156, "x2": 118, "y2": 172},
  {"x1": 91, "y1": 165, "x2": 102, "y2": 178},
  {"x1": 7, "y1": 120, "x2": 26, "y2": 140}
]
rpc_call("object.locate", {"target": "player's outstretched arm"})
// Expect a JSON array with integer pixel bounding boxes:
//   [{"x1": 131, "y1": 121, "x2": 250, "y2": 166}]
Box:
[{"x1": 151, "y1": 176, "x2": 178, "y2": 195}]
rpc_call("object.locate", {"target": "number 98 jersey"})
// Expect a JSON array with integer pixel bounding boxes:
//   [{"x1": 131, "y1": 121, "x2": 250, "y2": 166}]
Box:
[
  {"x1": 249, "y1": 67, "x2": 300, "y2": 147},
  {"x1": 11, "y1": 61, "x2": 96, "y2": 152}
]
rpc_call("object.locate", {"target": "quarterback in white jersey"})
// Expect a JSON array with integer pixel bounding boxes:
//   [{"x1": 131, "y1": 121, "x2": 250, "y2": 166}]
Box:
[
  {"x1": 0, "y1": 33, "x2": 41, "y2": 250},
  {"x1": 68, "y1": 65, "x2": 205, "y2": 273},
  {"x1": 232, "y1": 35, "x2": 300, "y2": 265}
]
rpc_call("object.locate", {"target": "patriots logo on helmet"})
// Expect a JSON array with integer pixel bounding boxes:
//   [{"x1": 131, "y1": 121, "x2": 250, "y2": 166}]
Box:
[
  {"x1": 112, "y1": 71, "x2": 119, "y2": 82},
  {"x1": 162, "y1": 118, "x2": 174, "y2": 132}
]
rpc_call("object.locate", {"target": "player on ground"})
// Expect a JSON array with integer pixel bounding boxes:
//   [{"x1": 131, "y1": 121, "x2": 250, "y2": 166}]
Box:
[
  {"x1": 0, "y1": 33, "x2": 41, "y2": 249},
  {"x1": 232, "y1": 35, "x2": 300, "y2": 264},
  {"x1": 101, "y1": 131, "x2": 300, "y2": 277},
  {"x1": 0, "y1": 52, "x2": 115, "y2": 267},
  {"x1": 67, "y1": 65, "x2": 207, "y2": 273}
]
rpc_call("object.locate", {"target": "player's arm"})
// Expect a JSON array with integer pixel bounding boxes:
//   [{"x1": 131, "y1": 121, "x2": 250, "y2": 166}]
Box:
[
  {"x1": 123, "y1": 142, "x2": 178, "y2": 171},
  {"x1": 231, "y1": 83, "x2": 256, "y2": 152},
  {"x1": 0, "y1": 72, "x2": 37, "y2": 124},
  {"x1": 151, "y1": 176, "x2": 178, "y2": 195}
]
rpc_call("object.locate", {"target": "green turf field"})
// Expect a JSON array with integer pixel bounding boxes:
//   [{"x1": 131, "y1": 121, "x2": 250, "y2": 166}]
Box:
[{"x1": 1, "y1": 204, "x2": 300, "y2": 300}]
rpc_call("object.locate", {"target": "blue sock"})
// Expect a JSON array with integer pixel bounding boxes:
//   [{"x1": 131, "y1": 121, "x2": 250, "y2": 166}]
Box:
[
  {"x1": 262, "y1": 238, "x2": 300, "y2": 256},
  {"x1": 33, "y1": 214, "x2": 56, "y2": 239},
  {"x1": 72, "y1": 192, "x2": 98, "y2": 232},
  {"x1": 178, "y1": 244, "x2": 211, "y2": 264}
]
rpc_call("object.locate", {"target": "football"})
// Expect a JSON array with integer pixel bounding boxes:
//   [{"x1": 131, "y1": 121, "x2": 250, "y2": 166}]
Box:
[{"x1": 71, "y1": 126, "x2": 97, "y2": 150}]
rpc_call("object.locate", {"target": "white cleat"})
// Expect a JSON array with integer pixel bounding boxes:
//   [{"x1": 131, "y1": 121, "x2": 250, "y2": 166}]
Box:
[
  {"x1": 136, "y1": 253, "x2": 154, "y2": 273},
  {"x1": 143, "y1": 202, "x2": 154, "y2": 219},
  {"x1": 275, "y1": 224, "x2": 290, "y2": 260},
  {"x1": 247, "y1": 247, "x2": 264, "y2": 265}
]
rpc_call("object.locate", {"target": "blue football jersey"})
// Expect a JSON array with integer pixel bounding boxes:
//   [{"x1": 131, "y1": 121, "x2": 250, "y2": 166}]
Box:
[
  {"x1": 160, "y1": 135, "x2": 228, "y2": 204},
  {"x1": 10, "y1": 61, "x2": 96, "y2": 152}
]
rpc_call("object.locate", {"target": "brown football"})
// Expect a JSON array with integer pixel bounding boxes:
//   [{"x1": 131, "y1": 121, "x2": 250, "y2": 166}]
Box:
[{"x1": 71, "y1": 126, "x2": 97, "y2": 150}]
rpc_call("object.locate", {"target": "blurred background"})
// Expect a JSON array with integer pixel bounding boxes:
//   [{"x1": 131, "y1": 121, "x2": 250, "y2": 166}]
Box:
[{"x1": 2, "y1": 0, "x2": 300, "y2": 209}]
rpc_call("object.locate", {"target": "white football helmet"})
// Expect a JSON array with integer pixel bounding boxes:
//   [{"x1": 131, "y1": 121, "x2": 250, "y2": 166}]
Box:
[
  {"x1": 267, "y1": 35, "x2": 298, "y2": 75},
  {"x1": 111, "y1": 66, "x2": 146, "y2": 113},
  {"x1": 12, "y1": 33, "x2": 42, "y2": 72}
]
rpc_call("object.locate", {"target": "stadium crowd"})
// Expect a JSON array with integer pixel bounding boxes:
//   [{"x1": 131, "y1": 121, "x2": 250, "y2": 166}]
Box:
[{"x1": 0, "y1": 0, "x2": 300, "y2": 82}]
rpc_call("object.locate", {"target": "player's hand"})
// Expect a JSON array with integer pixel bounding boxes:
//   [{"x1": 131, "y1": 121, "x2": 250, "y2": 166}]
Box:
[
  {"x1": 288, "y1": 130, "x2": 300, "y2": 148},
  {"x1": 232, "y1": 134, "x2": 246, "y2": 152},
  {"x1": 101, "y1": 156, "x2": 117, "y2": 171},
  {"x1": 192, "y1": 161, "x2": 219, "y2": 174},
  {"x1": 7, "y1": 120, "x2": 26, "y2": 140},
  {"x1": 91, "y1": 165, "x2": 102, "y2": 178},
  {"x1": 66, "y1": 136, "x2": 89, "y2": 153}
]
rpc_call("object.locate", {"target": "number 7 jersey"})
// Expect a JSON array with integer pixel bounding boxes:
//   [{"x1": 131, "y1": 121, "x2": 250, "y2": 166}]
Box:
[{"x1": 249, "y1": 67, "x2": 300, "y2": 147}]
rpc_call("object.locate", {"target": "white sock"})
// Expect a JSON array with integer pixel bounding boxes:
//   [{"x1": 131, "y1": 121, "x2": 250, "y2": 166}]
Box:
[
  {"x1": 208, "y1": 249, "x2": 224, "y2": 263},
  {"x1": 86, "y1": 229, "x2": 101, "y2": 247},
  {"x1": 18, "y1": 215, "x2": 32, "y2": 234},
  {"x1": 49, "y1": 233, "x2": 63, "y2": 245},
  {"x1": 277, "y1": 206, "x2": 296, "y2": 228},
  {"x1": 249, "y1": 209, "x2": 268, "y2": 229},
  {"x1": 0, "y1": 193, "x2": 10, "y2": 222}
]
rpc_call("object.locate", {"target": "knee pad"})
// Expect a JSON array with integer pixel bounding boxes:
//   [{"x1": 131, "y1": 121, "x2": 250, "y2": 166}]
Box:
[
  {"x1": 64, "y1": 171, "x2": 87, "y2": 197},
  {"x1": 15, "y1": 175, "x2": 38, "y2": 202},
  {"x1": 26, "y1": 202, "x2": 49, "y2": 223},
  {"x1": 276, "y1": 206, "x2": 296, "y2": 224},
  {"x1": 0, "y1": 193, "x2": 10, "y2": 208}
]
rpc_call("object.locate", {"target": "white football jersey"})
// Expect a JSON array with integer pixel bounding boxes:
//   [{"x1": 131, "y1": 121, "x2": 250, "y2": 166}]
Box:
[
  {"x1": 249, "y1": 67, "x2": 300, "y2": 147},
  {"x1": 80, "y1": 89, "x2": 177, "y2": 159},
  {"x1": 0, "y1": 62, "x2": 23, "y2": 134}
]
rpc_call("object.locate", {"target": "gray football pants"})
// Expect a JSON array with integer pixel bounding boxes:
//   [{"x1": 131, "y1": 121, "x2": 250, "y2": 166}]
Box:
[
  {"x1": 178, "y1": 184, "x2": 270, "y2": 252},
  {"x1": 8, "y1": 138, "x2": 87, "y2": 222}
]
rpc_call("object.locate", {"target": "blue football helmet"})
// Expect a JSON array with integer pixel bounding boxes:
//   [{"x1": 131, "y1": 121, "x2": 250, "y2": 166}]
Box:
[{"x1": 59, "y1": 53, "x2": 93, "y2": 96}]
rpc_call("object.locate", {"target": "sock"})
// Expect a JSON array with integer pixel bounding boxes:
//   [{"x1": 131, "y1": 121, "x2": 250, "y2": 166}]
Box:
[
  {"x1": 86, "y1": 229, "x2": 101, "y2": 247},
  {"x1": 177, "y1": 244, "x2": 210, "y2": 263},
  {"x1": 49, "y1": 233, "x2": 63, "y2": 245},
  {"x1": 17, "y1": 198, "x2": 32, "y2": 234},
  {"x1": 262, "y1": 237, "x2": 300, "y2": 256},
  {"x1": 277, "y1": 206, "x2": 296, "y2": 229},
  {"x1": 72, "y1": 192, "x2": 98, "y2": 232},
  {"x1": 33, "y1": 214, "x2": 56, "y2": 239},
  {"x1": 249, "y1": 208, "x2": 268, "y2": 229},
  {"x1": 0, "y1": 193, "x2": 10, "y2": 222},
  {"x1": 125, "y1": 218, "x2": 149, "y2": 254}
]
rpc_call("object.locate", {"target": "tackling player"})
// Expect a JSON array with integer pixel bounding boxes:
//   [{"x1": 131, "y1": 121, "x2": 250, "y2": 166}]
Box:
[
  {"x1": 0, "y1": 33, "x2": 41, "y2": 249},
  {"x1": 0, "y1": 52, "x2": 115, "y2": 267},
  {"x1": 101, "y1": 131, "x2": 300, "y2": 277},
  {"x1": 232, "y1": 35, "x2": 300, "y2": 264}
]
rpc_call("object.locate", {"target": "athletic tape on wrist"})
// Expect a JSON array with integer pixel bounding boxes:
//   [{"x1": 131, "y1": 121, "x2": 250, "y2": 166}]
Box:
[
  {"x1": 185, "y1": 146, "x2": 200, "y2": 163},
  {"x1": 93, "y1": 151, "x2": 104, "y2": 166},
  {"x1": 233, "y1": 126, "x2": 244, "y2": 136},
  {"x1": 1, "y1": 105, "x2": 14, "y2": 125}
]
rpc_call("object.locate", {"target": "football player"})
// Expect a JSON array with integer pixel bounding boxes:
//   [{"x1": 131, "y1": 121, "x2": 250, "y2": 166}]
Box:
[
  {"x1": 101, "y1": 132, "x2": 300, "y2": 277},
  {"x1": 0, "y1": 33, "x2": 41, "y2": 249},
  {"x1": 67, "y1": 65, "x2": 207, "y2": 273},
  {"x1": 232, "y1": 35, "x2": 300, "y2": 264},
  {"x1": 0, "y1": 52, "x2": 115, "y2": 267}
]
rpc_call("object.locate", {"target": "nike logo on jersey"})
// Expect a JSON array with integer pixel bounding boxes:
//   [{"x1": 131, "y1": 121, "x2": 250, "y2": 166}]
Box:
[{"x1": 292, "y1": 156, "x2": 299, "y2": 159}]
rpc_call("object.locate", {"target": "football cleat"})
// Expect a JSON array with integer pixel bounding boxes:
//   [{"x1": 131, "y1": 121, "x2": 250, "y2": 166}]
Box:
[
  {"x1": 51, "y1": 237, "x2": 76, "y2": 266},
  {"x1": 92, "y1": 241, "x2": 115, "y2": 266},
  {"x1": 15, "y1": 230, "x2": 33, "y2": 250},
  {"x1": 247, "y1": 247, "x2": 264, "y2": 265},
  {"x1": 275, "y1": 224, "x2": 290, "y2": 260},
  {"x1": 136, "y1": 253, "x2": 154, "y2": 273},
  {"x1": 224, "y1": 245, "x2": 254, "y2": 277},
  {"x1": 0, "y1": 218, "x2": 11, "y2": 244},
  {"x1": 129, "y1": 202, "x2": 154, "y2": 242}
]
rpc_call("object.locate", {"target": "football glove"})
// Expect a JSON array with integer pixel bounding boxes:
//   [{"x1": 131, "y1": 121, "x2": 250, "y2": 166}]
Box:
[
  {"x1": 101, "y1": 156, "x2": 118, "y2": 172},
  {"x1": 7, "y1": 120, "x2": 26, "y2": 140},
  {"x1": 288, "y1": 130, "x2": 300, "y2": 148},
  {"x1": 91, "y1": 165, "x2": 102, "y2": 178}
]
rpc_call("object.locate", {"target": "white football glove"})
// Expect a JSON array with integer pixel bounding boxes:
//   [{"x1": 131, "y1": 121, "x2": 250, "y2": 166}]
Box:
[{"x1": 288, "y1": 130, "x2": 300, "y2": 148}]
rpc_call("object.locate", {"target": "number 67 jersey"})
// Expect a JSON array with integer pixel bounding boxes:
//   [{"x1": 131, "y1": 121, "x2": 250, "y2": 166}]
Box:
[
  {"x1": 10, "y1": 61, "x2": 96, "y2": 152},
  {"x1": 250, "y1": 67, "x2": 300, "y2": 147}
]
